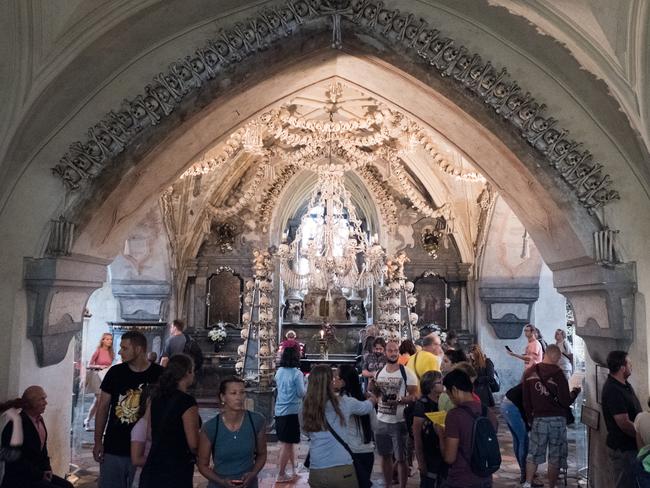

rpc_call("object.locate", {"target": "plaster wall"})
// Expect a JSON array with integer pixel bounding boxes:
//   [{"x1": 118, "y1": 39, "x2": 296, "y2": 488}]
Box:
[
  {"x1": 109, "y1": 205, "x2": 172, "y2": 283},
  {"x1": 7, "y1": 289, "x2": 74, "y2": 476},
  {"x1": 478, "y1": 204, "x2": 569, "y2": 395},
  {"x1": 477, "y1": 197, "x2": 543, "y2": 391},
  {"x1": 533, "y1": 263, "x2": 568, "y2": 346}
]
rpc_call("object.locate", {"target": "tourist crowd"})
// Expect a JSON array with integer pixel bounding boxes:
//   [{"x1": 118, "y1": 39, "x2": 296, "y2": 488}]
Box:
[{"x1": 2, "y1": 321, "x2": 650, "y2": 488}]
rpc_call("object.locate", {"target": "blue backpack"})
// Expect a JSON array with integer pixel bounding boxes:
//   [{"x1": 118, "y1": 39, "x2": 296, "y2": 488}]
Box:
[{"x1": 459, "y1": 404, "x2": 501, "y2": 477}]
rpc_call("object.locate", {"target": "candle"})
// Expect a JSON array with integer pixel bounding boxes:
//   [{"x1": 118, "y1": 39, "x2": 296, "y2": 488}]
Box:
[{"x1": 320, "y1": 330, "x2": 324, "y2": 339}]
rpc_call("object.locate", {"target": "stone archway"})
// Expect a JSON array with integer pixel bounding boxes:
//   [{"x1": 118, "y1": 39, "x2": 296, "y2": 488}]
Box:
[
  {"x1": 15, "y1": 4, "x2": 632, "y2": 366},
  {"x1": 2, "y1": 3, "x2": 642, "y2": 485}
]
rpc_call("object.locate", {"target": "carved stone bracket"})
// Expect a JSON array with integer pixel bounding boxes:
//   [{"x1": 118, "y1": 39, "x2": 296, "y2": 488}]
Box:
[
  {"x1": 552, "y1": 261, "x2": 636, "y2": 364},
  {"x1": 24, "y1": 254, "x2": 108, "y2": 367},
  {"x1": 479, "y1": 286, "x2": 539, "y2": 339},
  {"x1": 52, "y1": 0, "x2": 619, "y2": 212},
  {"x1": 111, "y1": 279, "x2": 171, "y2": 322}
]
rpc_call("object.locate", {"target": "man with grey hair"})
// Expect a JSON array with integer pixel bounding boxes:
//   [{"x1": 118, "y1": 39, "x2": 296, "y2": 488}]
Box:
[{"x1": 407, "y1": 333, "x2": 442, "y2": 380}]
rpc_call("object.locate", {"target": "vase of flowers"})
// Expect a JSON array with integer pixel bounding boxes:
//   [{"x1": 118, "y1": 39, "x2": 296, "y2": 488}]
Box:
[{"x1": 208, "y1": 322, "x2": 227, "y2": 352}]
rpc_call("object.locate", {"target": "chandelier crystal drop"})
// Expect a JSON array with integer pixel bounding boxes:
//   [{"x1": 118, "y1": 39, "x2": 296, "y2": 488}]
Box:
[{"x1": 277, "y1": 169, "x2": 385, "y2": 296}]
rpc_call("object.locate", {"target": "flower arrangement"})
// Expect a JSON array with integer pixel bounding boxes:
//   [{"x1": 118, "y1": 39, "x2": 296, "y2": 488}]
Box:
[{"x1": 208, "y1": 322, "x2": 228, "y2": 344}]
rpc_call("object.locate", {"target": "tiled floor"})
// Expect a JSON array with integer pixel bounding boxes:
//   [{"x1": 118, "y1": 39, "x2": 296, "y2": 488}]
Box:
[{"x1": 70, "y1": 403, "x2": 588, "y2": 487}]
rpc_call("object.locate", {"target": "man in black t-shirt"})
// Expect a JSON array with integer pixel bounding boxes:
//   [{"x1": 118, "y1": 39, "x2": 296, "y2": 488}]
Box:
[
  {"x1": 93, "y1": 331, "x2": 163, "y2": 488},
  {"x1": 601, "y1": 350, "x2": 642, "y2": 488}
]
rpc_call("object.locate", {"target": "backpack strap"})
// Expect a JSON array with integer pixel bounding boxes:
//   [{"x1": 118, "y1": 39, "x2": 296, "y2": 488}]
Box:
[
  {"x1": 212, "y1": 411, "x2": 258, "y2": 457},
  {"x1": 399, "y1": 364, "x2": 412, "y2": 398},
  {"x1": 248, "y1": 410, "x2": 258, "y2": 455},
  {"x1": 399, "y1": 364, "x2": 408, "y2": 391},
  {"x1": 458, "y1": 403, "x2": 480, "y2": 419},
  {"x1": 375, "y1": 363, "x2": 386, "y2": 381},
  {"x1": 211, "y1": 414, "x2": 220, "y2": 457}
]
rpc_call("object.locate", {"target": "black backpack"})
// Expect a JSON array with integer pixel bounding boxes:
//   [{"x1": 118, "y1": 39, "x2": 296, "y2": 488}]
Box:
[
  {"x1": 459, "y1": 404, "x2": 501, "y2": 477},
  {"x1": 183, "y1": 333, "x2": 204, "y2": 372},
  {"x1": 634, "y1": 447, "x2": 650, "y2": 487}
]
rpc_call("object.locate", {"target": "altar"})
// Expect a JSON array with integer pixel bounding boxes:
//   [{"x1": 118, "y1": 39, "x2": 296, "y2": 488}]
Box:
[
  {"x1": 282, "y1": 321, "x2": 364, "y2": 356},
  {"x1": 300, "y1": 354, "x2": 358, "y2": 372}
]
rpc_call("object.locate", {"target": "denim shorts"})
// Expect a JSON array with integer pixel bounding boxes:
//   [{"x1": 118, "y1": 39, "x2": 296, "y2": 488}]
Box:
[
  {"x1": 375, "y1": 420, "x2": 408, "y2": 461},
  {"x1": 527, "y1": 416, "x2": 568, "y2": 467}
]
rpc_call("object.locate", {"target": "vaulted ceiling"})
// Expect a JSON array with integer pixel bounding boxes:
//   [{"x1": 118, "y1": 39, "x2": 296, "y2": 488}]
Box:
[{"x1": 160, "y1": 78, "x2": 489, "y2": 268}]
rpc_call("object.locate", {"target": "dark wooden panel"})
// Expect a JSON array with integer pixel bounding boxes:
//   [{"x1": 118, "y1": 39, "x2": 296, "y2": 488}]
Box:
[{"x1": 207, "y1": 271, "x2": 242, "y2": 326}]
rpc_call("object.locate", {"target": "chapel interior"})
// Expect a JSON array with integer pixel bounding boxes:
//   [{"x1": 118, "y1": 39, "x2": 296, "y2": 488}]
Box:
[{"x1": 1, "y1": 1, "x2": 649, "y2": 487}]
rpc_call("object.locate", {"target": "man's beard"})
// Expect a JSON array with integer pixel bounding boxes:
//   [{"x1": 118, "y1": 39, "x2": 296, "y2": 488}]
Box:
[{"x1": 386, "y1": 357, "x2": 398, "y2": 364}]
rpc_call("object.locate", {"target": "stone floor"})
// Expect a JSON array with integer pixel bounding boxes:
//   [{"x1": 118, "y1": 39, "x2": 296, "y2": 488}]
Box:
[{"x1": 69, "y1": 400, "x2": 588, "y2": 487}]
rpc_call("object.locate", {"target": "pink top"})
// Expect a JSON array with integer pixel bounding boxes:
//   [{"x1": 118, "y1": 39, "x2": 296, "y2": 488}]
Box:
[
  {"x1": 130, "y1": 417, "x2": 152, "y2": 456},
  {"x1": 524, "y1": 340, "x2": 543, "y2": 369},
  {"x1": 89, "y1": 348, "x2": 113, "y2": 367}
]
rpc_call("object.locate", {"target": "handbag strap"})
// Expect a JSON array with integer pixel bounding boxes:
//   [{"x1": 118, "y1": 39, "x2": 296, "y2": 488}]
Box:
[
  {"x1": 325, "y1": 419, "x2": 354, "y2": 458},
  {"x1": 534, "y1": 365, "x2": 564, "y2": 406}
]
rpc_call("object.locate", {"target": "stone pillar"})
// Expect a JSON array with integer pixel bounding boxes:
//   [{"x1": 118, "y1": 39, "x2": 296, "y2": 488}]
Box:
[
  {"x1": 552, "y1": 260, "x2": 636, "y2": 488},
  {"x1": 24, "y1": 254, "x2": 108, "y2": 367}
]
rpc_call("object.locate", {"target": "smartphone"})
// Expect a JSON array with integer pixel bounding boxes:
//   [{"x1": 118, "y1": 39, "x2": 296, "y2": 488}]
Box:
[{"x1": 504, "y1": 345, "x2": 512, "y2": 352}]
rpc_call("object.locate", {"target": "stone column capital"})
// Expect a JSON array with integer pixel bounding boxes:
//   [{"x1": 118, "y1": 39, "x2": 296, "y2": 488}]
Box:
[
  {"x1": 24, "y1": 254, "x2": 109, "y2": 366},
  {"x1": 552, "y1": 261, "x2": 636, "y2": 364}
]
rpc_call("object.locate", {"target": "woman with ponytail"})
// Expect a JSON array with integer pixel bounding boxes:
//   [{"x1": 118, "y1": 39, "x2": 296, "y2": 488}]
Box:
[
  {"x1": 333, "y1": 364, "x2": 377, "y2": 488},
  {"x1": 302, "y1": 364, "x2": 377, "y2": 488},
  {"x1": 140, "y1": 354, "x2": 199, "y2": 488}
]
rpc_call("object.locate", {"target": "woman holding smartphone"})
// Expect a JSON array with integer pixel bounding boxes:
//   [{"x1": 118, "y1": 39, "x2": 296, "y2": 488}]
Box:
[{"x1": 198, "y1": 377, "x2": 267, "y2": 488}]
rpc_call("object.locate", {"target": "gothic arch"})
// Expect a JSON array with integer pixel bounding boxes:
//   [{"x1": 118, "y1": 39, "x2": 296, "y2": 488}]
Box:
[{"x1": 1, "y1": 5, "x2": 645, "y2": 485}]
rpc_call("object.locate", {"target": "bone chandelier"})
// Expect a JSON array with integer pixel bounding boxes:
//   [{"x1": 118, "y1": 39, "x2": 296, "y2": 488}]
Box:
[
  {"x1": 277, "y1": 167, "x2": 385, "y2": 296},
  {"x1": 188, "y1": 82, "x2": 485, "y2": 246}
]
